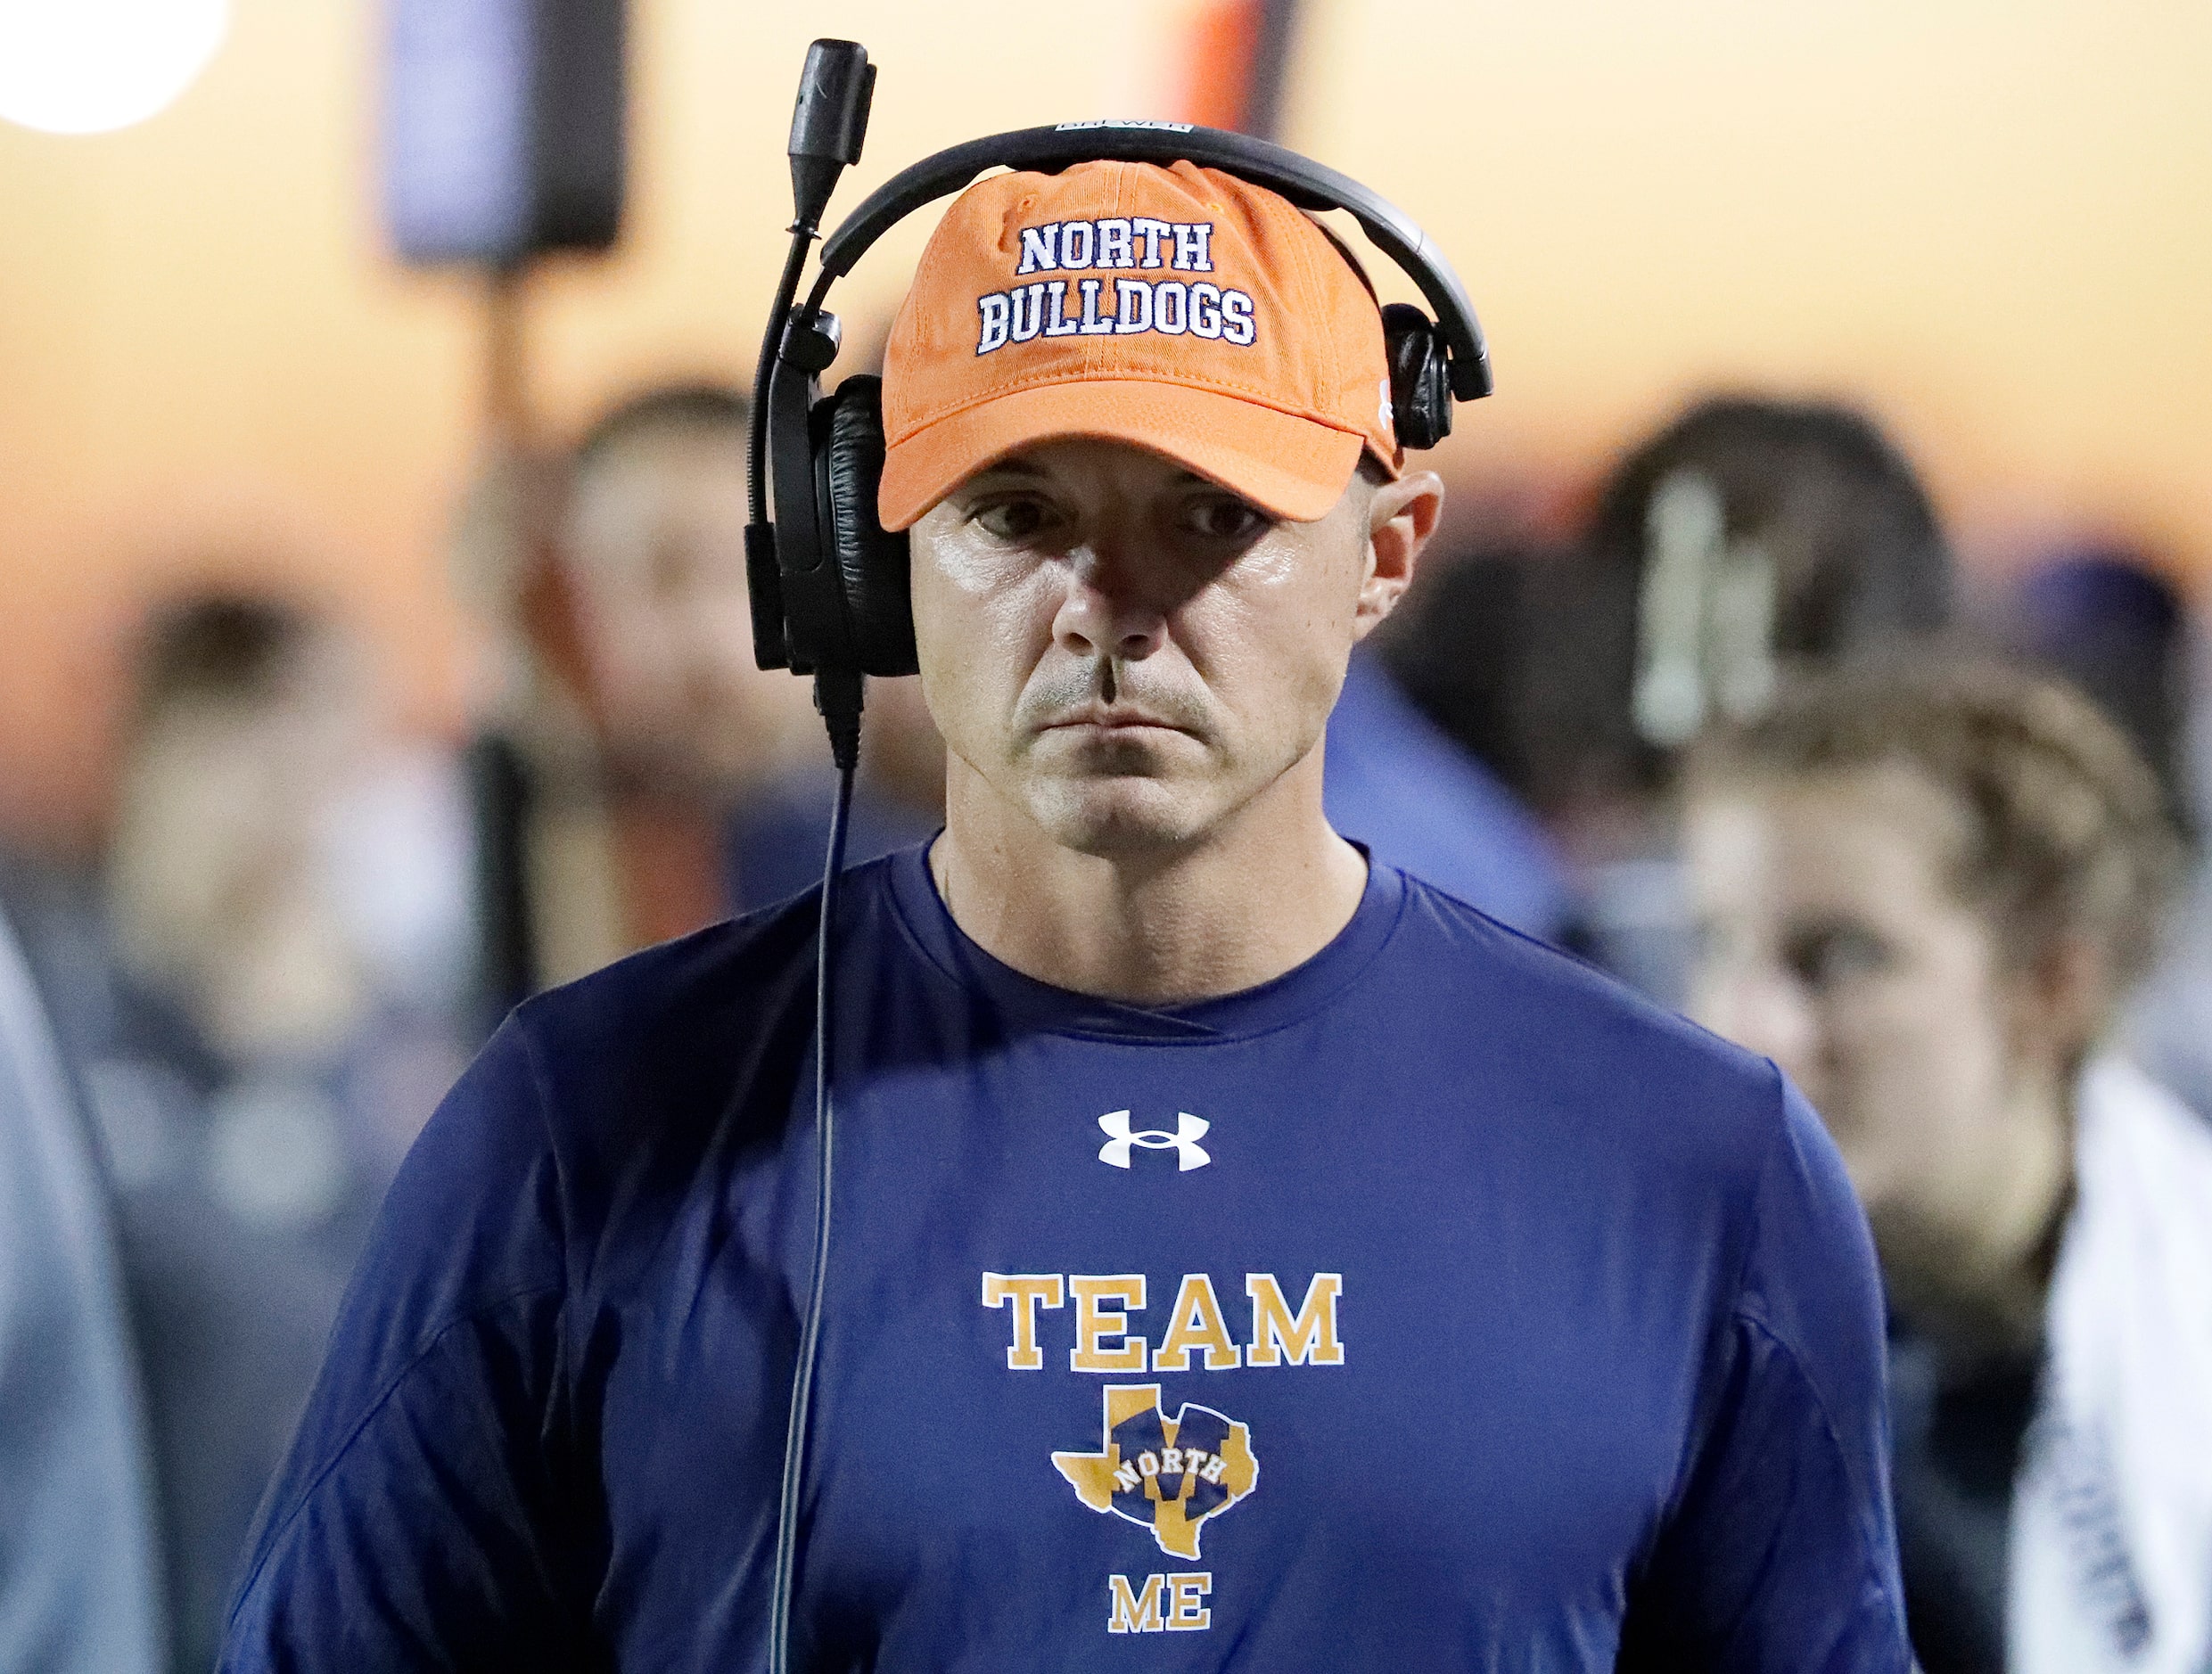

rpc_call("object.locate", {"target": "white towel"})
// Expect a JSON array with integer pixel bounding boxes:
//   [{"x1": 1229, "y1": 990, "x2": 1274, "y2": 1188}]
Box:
[{"x1": 2011, "y1": 1055, "x2": 2212, "y2": 1674}]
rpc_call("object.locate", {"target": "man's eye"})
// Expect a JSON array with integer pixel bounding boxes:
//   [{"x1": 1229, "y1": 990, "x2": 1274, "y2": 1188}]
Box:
[
  {"x1": 1787, "y1": 925, "x2": 1893, "y2": 992},
  {"x1": 973, "y1": 498, "x2": 1055, "y2": 541},
  {"x1": 1181, "y1": 495, "x2": 1271, "y2": 543}
]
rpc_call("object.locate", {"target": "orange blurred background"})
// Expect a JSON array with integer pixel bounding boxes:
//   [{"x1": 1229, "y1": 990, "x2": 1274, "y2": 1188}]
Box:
[{"x1": 4, "y1": 0, "x2": 2209, "y2": 847}]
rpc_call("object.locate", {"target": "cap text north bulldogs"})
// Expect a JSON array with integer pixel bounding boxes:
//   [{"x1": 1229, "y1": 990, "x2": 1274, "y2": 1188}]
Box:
[{"x1": 976, "y1": 218, "x2": 1256, "y2": 356}]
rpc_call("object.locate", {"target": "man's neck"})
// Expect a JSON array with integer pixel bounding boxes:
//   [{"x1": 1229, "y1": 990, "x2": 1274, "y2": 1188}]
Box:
[
  {"x1": 929, "y1": 751, "x2": 1369, "y2": 1005},
  {"x1": 1878, "y1": 1070, "x2": 2075, "y2": 1367}
]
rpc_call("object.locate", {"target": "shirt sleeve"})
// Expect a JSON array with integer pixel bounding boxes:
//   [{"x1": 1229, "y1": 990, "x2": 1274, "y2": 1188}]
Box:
[
  {"x1": 218, "y1": 1021, "x2": 589, "y2": 1674},
  {"x1": 1617, "y1": 1071, "x2": 1913, "y2": 1673}
]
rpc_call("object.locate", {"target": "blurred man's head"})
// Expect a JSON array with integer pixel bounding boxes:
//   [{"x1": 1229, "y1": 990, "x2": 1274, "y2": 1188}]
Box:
[
  {"x1": 559, "y1": 384, "x2": 817, "y2": 795},
  {"x1": 878, "y1": 160, "x2": 1440, "y2": 860},
  {"x1": 1682, "y1": 659, "x2": 2178, "y2": 1342},
  {"x1": 1525, "y1": 396, "x2": 1954, "y2": 818},
  {"x1": 1592, "y1": 398, "x2": 1951, "y2": 664},
  {"x1": 110, "y1": 595, "x2": 373, "y2": 1054}
]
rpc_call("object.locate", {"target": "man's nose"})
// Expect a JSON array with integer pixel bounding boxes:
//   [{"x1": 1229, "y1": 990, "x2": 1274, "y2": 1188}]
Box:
[{"x1": 1051, "y1": 546, "x2": 1169, "y2": 662}]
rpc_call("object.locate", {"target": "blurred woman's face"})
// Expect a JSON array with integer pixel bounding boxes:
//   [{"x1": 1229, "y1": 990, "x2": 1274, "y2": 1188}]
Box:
[{"x1": 1682, "y1": 764, "x2": 2033, "y2": 1235}]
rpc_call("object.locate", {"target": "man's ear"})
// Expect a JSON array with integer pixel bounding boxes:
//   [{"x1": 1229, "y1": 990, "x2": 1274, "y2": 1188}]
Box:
[
  {"x1": 2009, "y1": 930, "x2": 2114, "y2": 1076},
  {"x1": 1353, "y1": 469, "x2": 1444, "y2": 640}
]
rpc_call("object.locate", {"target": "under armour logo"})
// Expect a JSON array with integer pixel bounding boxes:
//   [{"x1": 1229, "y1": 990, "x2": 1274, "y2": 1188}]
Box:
[{"x1": 1098, "y1": 1111, "x2": 1211, "y2": 1171}]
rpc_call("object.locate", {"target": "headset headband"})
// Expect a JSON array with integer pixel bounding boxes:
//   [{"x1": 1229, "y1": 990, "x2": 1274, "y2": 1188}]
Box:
[{"x1": 802, "y1": 121, "x2": 1492, "y2": 401}]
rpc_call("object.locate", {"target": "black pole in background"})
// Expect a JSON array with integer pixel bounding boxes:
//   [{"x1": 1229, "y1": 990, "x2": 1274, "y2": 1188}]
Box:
[
  {"x1": 381, "y1": 0, "x2": 629, "y2": 1030},
  {"x1": 1241, "y1": 0, "x2": 1304, "y2": 143}
]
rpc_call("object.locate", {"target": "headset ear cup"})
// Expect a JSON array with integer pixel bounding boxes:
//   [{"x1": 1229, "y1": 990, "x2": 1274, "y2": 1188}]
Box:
[
  {"x1": 1380, "y1": 302, "x2": 1452, "y2": 451},
  {"x1": 812, "y1": 374, "x2": 919, "y2": 677}
]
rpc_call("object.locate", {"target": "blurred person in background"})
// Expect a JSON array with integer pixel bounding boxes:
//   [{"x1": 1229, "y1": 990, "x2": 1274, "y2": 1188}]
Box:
[
  {"x1": 1396, "y1": 396, "x2": 1953, "y2": 999},
  {"x1": 1682, "y1": 658, "x2": 2211, "y2": 1674},
  {"x1": 1986, "y1": 546, "x2": 2191, "y2": 825},
  {"x1": 1380, "y1": 537, "x2": 1556, "y2": 839},
  {"x1": 31, "y1": 592, "x2": 472, "y2": 1674},
  {"x1": 456, "y1": 382, "x2": 942, "y2": 1022},
  {"x1": 1981, "y1": 546, "x2": 2212, "y2": 1127},
  {"x1": 1321, "y1": 566, "x2": 1570, "y2": 940},
  {"x1": 0, "y1": 895, "x2": 163, "y2": 1674}
]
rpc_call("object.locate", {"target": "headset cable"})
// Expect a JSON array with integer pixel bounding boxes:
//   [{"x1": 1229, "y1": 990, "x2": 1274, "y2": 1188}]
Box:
[{"x1": 769, "y1": 675, "x2": 861, "y2": 1674}]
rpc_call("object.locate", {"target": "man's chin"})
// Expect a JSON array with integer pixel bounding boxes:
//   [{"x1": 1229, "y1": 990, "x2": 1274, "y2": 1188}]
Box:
[{"x1": 1024, "y1": 774, "x2": 1221, "y2": 858}]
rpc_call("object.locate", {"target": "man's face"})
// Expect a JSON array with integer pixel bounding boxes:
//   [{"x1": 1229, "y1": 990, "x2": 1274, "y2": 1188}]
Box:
[
  {"x1": 1683, "y1": 766, "x2": 2027, "y2": 1237},
  {"x1": 562, "y1": 426, "x2": 814, "y2": 792},
  {"x1": 111, "y1": 637, "x2": 377, "y2": 1051},
  {"x1": 909, "y1": 439, "x2": 1423, "y2": 856}
]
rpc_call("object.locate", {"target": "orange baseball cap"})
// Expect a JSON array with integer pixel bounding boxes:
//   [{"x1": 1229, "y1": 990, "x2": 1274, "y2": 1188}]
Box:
[{"x1": 877, "y1": 158, "x2": 1400, "y2": 531}]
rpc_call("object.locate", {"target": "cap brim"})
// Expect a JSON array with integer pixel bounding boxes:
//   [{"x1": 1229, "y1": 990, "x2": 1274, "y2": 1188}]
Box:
[{"x1": 878, "y1": 380, "x2": 1368, "y2": 532}]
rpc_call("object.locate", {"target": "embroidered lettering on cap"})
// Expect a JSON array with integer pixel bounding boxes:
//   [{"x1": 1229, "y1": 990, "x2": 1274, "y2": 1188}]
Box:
[
  {"x1": 1016, "y1": 218, "x2": 1218, "y2": 275},
  {"x1": 985, "y1": 219, "x2": 1253, "y2": 357}
]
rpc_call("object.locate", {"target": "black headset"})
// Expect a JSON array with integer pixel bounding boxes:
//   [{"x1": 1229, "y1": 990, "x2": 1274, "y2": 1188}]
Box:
[
  {"x1": 745, "y1": 43, "x2": 1492, "y2": 1674},
  {"x1": 744, "y1": 41, "x2": 1492, "y2": 756}
]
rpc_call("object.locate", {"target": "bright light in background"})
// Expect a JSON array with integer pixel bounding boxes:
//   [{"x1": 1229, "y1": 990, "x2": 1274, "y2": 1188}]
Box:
[{"x1": 0, "y1": 0, "x2": 230, "y2": 135}]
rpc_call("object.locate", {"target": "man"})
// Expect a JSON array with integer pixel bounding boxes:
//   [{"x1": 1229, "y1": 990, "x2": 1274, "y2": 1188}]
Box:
[
  {"x1": 225, "y1": 160, "x2": 1907, "y2": 1670},
  {"x1": 459, "y1": 386, "x2": 941, "y2": 1021}
]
